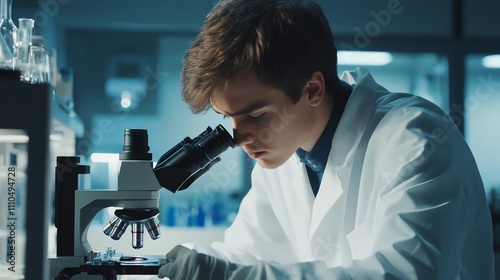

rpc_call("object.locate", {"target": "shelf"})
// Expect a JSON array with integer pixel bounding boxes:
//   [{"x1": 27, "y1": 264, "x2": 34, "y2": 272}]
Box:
[{"x1": 0, "y1": 70, "x2": 84, "y2": 138}]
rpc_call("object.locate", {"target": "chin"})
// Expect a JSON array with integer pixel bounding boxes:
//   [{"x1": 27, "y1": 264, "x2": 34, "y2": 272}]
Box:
[{"x1": 256, "y1": 158, "x2": 285, "y2": 169}]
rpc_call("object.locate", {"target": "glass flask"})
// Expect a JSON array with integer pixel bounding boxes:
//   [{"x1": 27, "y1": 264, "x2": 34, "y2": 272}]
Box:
[
  {"x1": 0, "y1": 0, "x2": 16, "y2": 69},
  {"x1": 0, "y1": 32, "x2": 12, "y2": 68}
]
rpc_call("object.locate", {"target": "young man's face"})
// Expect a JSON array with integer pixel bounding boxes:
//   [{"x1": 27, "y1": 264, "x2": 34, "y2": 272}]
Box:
[{"x1": 211, "y1": 72, "x2": 319, "y2": 169}]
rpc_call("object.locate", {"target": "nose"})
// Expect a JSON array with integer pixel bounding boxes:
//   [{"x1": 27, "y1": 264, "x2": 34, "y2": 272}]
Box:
[
  {"x1": 233, "y1": 129, "x2": 254, "y2": 147},
  {"x1": 231, "y1": 118, "x2": 254, "y2": 147}
]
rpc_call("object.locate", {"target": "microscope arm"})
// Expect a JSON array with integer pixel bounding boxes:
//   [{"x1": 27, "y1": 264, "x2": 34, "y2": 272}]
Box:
[{"x1": 73, "y1": 190, "x2": 160, "y2": 257}]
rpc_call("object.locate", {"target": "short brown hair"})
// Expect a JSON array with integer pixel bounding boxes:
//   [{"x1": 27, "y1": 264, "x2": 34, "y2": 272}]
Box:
[{"x1": 182, "y1": 0, "x2": 339, "y2": 113}]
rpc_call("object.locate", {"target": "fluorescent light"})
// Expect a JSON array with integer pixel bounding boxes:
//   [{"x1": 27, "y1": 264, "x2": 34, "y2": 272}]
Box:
[
  {"x1": 90, "y1": 153, "x2": 119, "y2": 163},
  {"x1": 338, "y1": 51, "x2": 392, "y2": 66},
  {"x1": 0, "y1": 134, "x2": 64, "y2": 142},
  {"x1": 0, "y1": 135, "x2": 29, "y2": 142},
  {"x1": 0, "y1": 135, "x2": 29, "y2": 143},
  {"x1": 0, "y1": 129, "x2": 29, "y2": 143},
  {"x1": 482, "y1": 55, "x2": 500, "y2": 68}
]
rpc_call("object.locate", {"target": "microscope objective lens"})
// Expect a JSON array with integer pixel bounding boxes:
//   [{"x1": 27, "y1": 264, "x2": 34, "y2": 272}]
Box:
[
  {"x1": 103, "y1": 216, "x2": 119, "y2": 236},
  {"x1": 145, "y1": 216, "x2": 162, "y2": 240},
  {"x1": 110, "y1": 218, "x2": 129, "y2": 240},
  {"x1": 132, "y1": 223, "x2": 145, "y2": 249},
  {"x1": 105, "y1": 209, "x2": 163, "y2": 249}
]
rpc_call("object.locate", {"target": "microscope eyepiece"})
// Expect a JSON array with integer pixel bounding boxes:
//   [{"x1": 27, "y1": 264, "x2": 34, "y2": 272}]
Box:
[
  {"x1": 154, "y1": 124, "x2": 235, "y2": 193},
  {"x1": 120, "y1": 129, "x2": 152, "y2": 160},
  {"x1": 194, "y1": 125, "x2": 236, "y2": 159}
]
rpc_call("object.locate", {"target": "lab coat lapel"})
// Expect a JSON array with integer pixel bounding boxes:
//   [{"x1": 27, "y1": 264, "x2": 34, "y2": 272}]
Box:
[
  {"x1": 332, "y1": 67, "x2": 380, "y2": 171},
  {"x1": 285, "y1": 158, "x2": 315, "y2": 256},
  {"x1": 309, "y1": 157, "x2": 343, "y2": 238},
  {"x1": 308, "y1": 67, "x2": 382, "y2": 242},
  {"x1": 285, "y1": 155, "x2": 314, "y2": 226}
]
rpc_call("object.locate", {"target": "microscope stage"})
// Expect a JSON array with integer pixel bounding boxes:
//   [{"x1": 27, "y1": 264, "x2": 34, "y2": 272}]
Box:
[{"x1": 81, "y1": 254, "x2": 165, "y2": 276}]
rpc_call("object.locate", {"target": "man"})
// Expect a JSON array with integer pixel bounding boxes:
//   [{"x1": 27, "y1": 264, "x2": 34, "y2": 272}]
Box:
[{"x1": 159, "y1": 0, "x2": 494, "y2": 279}]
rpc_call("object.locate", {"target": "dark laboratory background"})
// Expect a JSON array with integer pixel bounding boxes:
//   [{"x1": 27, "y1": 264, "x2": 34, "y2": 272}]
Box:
[{"x1": 1, "y1": 0, "x2": 500, "y2": 279}]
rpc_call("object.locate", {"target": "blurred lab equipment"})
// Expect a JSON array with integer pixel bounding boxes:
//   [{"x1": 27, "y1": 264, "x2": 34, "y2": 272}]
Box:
[
  {"x1": 49, "y1": 125, "x2": 235, "y2": 278},
  {"x1": 55, "y1": 67, "x2": 74, "y2": 108},
  {"x1": 0, "y1": 1, "x2": 56, "y2": 85},
  {"x1": 0, "y1": 0, "x2": 16, "y2": 69}
]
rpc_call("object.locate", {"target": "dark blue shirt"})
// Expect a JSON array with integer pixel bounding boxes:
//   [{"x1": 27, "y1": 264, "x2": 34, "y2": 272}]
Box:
[{"x1": 296, "y1": 81, "x2": 352, "y2": 196}]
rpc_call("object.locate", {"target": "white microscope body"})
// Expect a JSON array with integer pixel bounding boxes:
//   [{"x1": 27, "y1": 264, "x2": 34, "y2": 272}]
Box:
[{"x1": 49, "y1": 126, "x2": 234, "y2": 279}]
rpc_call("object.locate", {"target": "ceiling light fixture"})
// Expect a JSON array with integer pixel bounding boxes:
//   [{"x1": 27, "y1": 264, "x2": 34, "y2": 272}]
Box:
[
  {"x1": 482, "y1": 54, "x2": 500, "y2": 68},
  {"x1": 338, "y1": 51, "x2": 393, "y2": 66}
]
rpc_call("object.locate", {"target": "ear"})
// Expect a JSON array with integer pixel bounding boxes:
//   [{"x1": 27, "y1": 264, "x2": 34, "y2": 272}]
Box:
[{"x1": 303, "y1": 71, "x2": 325, "y2": 107}]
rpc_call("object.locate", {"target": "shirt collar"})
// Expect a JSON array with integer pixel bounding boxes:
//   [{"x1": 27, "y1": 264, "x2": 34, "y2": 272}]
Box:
[{"x1": 296, "y1": 81, "x2": 352, "y2": 171}]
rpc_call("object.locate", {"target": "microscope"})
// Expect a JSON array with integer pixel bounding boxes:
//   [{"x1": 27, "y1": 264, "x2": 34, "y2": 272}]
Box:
[{"x1": 49, "y1": 125, "x2": 235, "y2": 279}]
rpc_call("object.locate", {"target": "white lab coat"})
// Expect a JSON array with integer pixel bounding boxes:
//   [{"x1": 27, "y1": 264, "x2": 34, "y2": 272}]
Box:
[{"x1": 202, "y1": 68, "x2": 494, "y2": 279}]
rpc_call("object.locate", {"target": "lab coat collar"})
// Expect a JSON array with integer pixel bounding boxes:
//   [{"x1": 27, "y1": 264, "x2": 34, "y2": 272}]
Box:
[
  {"x1": 332, "y1": 67, "x2": 380, "y2": 172},
  {"x1": 308, "y1": 67, "x2": 384, "y2": 239}
]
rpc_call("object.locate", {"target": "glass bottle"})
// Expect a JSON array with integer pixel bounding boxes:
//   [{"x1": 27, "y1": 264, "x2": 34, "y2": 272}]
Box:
[
  {"x1": 0, "y1": 0, "x2": 16, "y2": 69},
  {"x1": 15, "y1": 18, "x2": 34, "y2": 82}
]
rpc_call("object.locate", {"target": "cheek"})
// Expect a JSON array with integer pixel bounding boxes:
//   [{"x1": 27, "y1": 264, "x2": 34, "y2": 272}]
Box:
[
  {"x1": 260, "y1": 111, "x2": 307, "y2": 147},
  {"x1": 266, "y1": 106, "x2": 301, "y2": 133}
]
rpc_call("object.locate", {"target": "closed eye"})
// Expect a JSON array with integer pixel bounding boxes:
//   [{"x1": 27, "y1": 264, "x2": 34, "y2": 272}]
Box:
[
  {"x1": 212, "y1": 108, "x2": 228, "y2": 120},
  {"x1": 247, "y1": 112, "x2": 266, "y2": 120}
]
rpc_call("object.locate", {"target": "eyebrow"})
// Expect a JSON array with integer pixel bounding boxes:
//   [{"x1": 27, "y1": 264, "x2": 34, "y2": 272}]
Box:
[{"x1": 212, "y1": 100, "x2": 270, "y2": 117}]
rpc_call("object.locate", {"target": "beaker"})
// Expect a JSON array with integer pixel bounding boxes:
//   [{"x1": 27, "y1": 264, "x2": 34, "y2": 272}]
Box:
[
  {"x1": 29, "y1": 46, "x2": 50, "y2": 84},
  {"x1": 30, "y1": 35, "x2": 51, "y2": 84}
]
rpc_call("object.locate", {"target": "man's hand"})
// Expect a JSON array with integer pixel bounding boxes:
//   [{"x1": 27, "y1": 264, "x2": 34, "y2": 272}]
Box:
[
  {"x1": 158, "y1": 244, "x2": 331, "y2": 280},
  {"x1": 158, "y1": 245, "x2": 237, "y2": 279}
]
